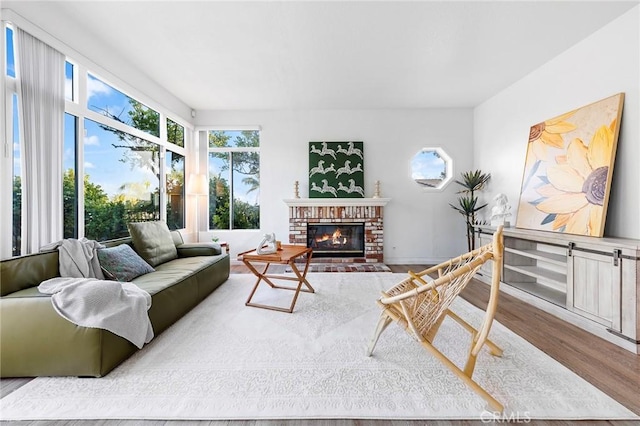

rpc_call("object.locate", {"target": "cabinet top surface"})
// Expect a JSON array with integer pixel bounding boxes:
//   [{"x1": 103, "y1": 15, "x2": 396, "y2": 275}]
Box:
[{"x1": 476, "y1": 226, "x2": 640, "y2": 251}]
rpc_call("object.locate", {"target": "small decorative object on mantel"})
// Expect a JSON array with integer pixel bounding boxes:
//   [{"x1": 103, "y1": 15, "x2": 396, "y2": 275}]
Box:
[
  {"x1": 294, "y1": 181, "x2": 300, "y2": 198},
  {"x1": 309, "y1": 141, "x2": 364, "y2": 198},
  {"x1": 516, "y1": 93, "x2": 624, "y2": 237},
  {"x1": 372, "y1": 180, "x2": 381, "y2": 198},
  {"x1": 256, "y1": 233, "x2": 277, "y2": 255},
  {"x1": 490, "y1": 193, "x2": 512, "y2": 227}
]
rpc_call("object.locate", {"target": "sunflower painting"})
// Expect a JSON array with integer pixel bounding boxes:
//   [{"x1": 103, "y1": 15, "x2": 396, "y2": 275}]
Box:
[{"x1": 516, "y1": 93, "x2": 624, "y2": 237}]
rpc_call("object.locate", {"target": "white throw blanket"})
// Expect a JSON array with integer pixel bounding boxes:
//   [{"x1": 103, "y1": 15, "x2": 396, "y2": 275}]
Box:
[
  {"x1": 41, "y1": 238, "x2": 105, "y2": 279},
  {"x1": 38, "y1": 277, "x2": 154, "y2": 349}
]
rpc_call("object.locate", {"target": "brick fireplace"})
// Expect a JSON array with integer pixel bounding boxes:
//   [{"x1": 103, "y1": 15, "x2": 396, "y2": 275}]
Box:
[{"x1": 285, "y1": 198, "x2": 390, "y2": 262}]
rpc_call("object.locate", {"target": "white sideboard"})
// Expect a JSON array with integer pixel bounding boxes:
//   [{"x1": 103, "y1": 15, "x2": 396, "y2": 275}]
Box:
[{"x1": 475, "y1": 226, "x2": 640, "y2": 353}]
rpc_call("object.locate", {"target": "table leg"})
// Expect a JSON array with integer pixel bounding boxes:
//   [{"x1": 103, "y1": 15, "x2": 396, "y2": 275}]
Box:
[
  {"x1": 278, "y1": 251, "x2": 314, "y2": 312},
  {"x1": 243, "y1": 251, "x2": 314, "y2": 313},
  {"x1": 244, "y1": 260, "x2": 275, "y2": 306}
]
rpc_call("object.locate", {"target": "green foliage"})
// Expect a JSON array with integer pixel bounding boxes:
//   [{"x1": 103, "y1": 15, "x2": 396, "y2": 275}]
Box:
[
  {"x1": 62, "y1": 169, "x2": 160, "y2": 242},
  {"x1": 63, "y1": 169, "x2": 77, "y2": 239},
  {"x1": 81, "y1": 172, "x2": 127, "y2": 241},
  {"x1": 166, "y1": 118, "x2": 184, "y2": 147},
  {"x1": 233, "y1": 200, "x2": 260, "y2": 229},
  {"x1": 129, "y1": 101, "x2": 160, "y2": 137},
  {"x1": 12, "y1": 176, "x2": 21, "y2": 256},
  {"x1": 165, "y1": 165, "x2": 185, "y2": 230},
  {"x1": 454, "y1": 169, "x2": 491, "y2": 193},
  {"x1": 209, "y1": 175, "x2": 231, "y2": 229},
  {"x1": 449, "y1": 169, "x2": 491, "y2": 251}
]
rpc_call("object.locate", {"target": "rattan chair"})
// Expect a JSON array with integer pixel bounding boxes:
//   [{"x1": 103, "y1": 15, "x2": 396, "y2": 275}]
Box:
[{"x1": 366, "y1": 226, "x2": 505, "y2": 412}]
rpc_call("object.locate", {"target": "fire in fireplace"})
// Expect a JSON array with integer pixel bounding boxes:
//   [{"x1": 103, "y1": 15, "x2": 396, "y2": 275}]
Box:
[{"x1": 307, "y1": 222, "x2": 365, "y2": 258}]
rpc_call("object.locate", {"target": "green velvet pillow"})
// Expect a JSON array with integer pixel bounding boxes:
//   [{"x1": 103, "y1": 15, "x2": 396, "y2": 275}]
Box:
[
  {"x1": 127, "y1": 221, "x2": 178, "y2": 267},
  {"x1": 97, "y1": 244, "x2": 155, "y2": 282}
]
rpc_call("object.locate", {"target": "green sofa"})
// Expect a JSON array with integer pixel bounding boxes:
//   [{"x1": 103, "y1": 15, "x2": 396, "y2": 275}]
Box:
[{"x1": 0, "y1": 231, "x2": 230, "y2": 378}]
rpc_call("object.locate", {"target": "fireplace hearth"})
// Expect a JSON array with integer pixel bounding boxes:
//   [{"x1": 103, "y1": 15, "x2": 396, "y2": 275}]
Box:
[{"x1": 307, "y1": 223, "x2": 365, "y2": 258}]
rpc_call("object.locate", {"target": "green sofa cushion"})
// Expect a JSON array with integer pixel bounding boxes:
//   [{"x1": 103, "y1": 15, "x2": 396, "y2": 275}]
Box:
[{"x1": 127, "y1": 221, "x2": 178, "y2": 267}]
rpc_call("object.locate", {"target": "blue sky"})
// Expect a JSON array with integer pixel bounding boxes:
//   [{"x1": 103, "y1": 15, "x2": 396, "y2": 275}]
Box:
[
  {"x1": 79, "y1": 75, "x2": 161, "y2": 197},
  {"x1": 411, "y1": 149, "x2": 446, "y2": 180}
]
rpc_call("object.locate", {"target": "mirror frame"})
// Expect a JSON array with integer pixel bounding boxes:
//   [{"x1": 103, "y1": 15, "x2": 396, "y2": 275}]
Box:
[{"x1": 410, "y1": 147, "x2": 453, "y2": 191}]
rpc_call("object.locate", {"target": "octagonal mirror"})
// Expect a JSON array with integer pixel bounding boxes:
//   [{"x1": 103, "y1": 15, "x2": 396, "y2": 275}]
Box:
[{"x1": 411, "y1": 147, "x2": 453, "y2": 191}]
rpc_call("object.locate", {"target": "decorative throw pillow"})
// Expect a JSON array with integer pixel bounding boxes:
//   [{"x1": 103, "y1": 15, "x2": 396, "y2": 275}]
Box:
[
  {"x1": 127, "y1": 221, "x2": 178, "y2": 267},
  {"x1": 97, "y1": 244, "x2": 155, "y2": 282}
]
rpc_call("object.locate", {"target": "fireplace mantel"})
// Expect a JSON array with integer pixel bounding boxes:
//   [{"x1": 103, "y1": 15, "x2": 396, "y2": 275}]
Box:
[{"x1": 284, "y1": 198, "x2": 390, "y2": 207}]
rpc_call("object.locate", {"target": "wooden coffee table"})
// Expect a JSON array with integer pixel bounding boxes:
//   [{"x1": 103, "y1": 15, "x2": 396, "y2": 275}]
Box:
[{"x1": 238, "y1": 245, "x2": 314, "y2": 313}]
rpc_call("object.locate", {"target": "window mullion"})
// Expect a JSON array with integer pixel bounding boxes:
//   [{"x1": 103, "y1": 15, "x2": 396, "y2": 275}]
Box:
[
  {"x1": 76, "y1": 67, "x2": 87, "y2": 238},
  {"x1": 0, "y1": 71, "x2": 12, "y2": 257},
  {"x1": 159, "y1": 147, "x2": 166, "y2": 223},
  {"x1": 229, "y1": 152, "x2": 234, "y2": 230}
]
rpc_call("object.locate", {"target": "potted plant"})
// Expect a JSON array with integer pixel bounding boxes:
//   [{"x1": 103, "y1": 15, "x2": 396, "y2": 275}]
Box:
[{"x1": 449, "y1": 170, "x2": 491, "y2": 251}]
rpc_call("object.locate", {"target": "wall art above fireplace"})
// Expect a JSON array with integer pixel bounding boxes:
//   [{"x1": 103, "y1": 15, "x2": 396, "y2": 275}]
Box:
[{"x1": 309, "y1": 141, "x2": 364, "y2": 198}]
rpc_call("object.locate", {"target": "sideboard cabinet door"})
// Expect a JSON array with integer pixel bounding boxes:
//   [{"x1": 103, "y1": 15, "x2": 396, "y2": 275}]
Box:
[{"x1": 568, "y1": 249, "x2": 621, "y2": 332}]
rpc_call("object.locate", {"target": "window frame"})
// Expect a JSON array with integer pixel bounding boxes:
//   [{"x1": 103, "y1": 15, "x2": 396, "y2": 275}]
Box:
[{"x1": 2, "y1": 22, "x2": 21, "y2": 256}]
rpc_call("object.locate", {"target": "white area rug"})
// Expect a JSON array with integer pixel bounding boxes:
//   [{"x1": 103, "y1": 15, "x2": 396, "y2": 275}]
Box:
[{"x1": 1, "y1": 273, "x2": 637, "y2": 421}]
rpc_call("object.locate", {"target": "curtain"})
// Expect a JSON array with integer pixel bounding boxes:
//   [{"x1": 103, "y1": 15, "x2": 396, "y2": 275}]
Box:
[{"x1": 16, "y1": 28, "x2": 65, "y2": 254}]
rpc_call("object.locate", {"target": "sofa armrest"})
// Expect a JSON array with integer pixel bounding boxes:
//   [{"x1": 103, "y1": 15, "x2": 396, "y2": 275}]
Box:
[{"x1": 176, "y1": 243, "x2": 222, "y2": 257}]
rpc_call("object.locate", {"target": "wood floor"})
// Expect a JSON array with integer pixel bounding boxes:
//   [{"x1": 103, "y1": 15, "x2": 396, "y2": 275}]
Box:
[{"x1": 2, "y1": 264, "x2": 639, "y2": 426}]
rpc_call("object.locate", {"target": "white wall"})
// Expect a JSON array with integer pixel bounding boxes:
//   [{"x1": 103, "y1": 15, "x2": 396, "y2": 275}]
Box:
[
  {"x1": 195, "y1": 109, "x2": 475, "y2": 263},
  {"x1": 474, "y1": 6, "x2": 640, "y2": 239}
]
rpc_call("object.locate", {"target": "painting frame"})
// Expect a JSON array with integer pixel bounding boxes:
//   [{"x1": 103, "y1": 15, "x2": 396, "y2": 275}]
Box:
[
  {"x1": 309, "y1": 141, "x2": 364, "y2": 198},
  {"x1": 515, "y1": 93, "x2": 624, "y2": 237}
]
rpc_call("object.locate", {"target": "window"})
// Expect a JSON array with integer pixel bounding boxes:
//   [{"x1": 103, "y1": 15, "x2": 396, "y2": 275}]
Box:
[
  {"x1": 83, "y1": 118, "x2": 160, "y2": 241},
  {"x1": 208, "y1": 130, "x2": 260, "y2": 230},
  {"x1": 411, "y1": 147, "x2": 453, "y2": 191},
  {"x1": 5, "y1": 26, "x2": 20, "y2": 255},
  {"x1": 87, "y1": 74, "x2": 160, "y2": 138},
  {"x1": 63, "y1": 113, "x2": 78, "y2": 238},
  {"x1": 65, "y1": 61, "x2": 74, "y2": 101},
  {"x1": 5, "y1": 26, "x2": 15, "y2": 77},
  {"x1": 11, "y1": 94, "x2": 21, "y2": 256},
  {"x1": 167, "y1": 118, "x2": 184, "y2": 148},
  {"x1": 166, "y1": 150, "x2": 185, "y2": 230}
]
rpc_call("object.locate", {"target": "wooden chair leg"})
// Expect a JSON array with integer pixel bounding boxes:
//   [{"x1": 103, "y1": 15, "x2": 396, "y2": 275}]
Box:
[
  {"x1": 463, "y1": 352, "x2": 478, "y2": 377},
  {"x1": 420, "y1": 339, "x2": 504, "y2": 413},
  {"x1": 366, "y1": 312, "x2": 393, "y2": 356},
  {"x1": 446, "y1": 309, "x2": 503, "y2": 357}
]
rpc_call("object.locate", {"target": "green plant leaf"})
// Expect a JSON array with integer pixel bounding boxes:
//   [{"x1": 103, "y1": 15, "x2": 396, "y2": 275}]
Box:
[{"x1": 455, "y1": 170, "x2": 491, "y2": 193}]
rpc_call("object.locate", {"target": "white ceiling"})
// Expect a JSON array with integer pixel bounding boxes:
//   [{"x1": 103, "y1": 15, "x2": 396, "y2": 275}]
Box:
[{"x1": 4, "y1": 1, "x2": 639, "y2": 110}]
